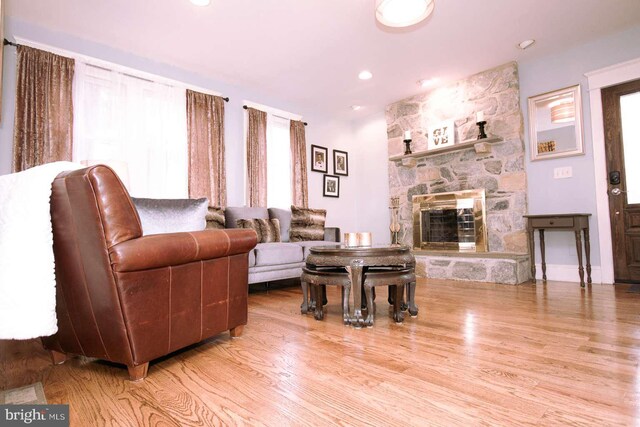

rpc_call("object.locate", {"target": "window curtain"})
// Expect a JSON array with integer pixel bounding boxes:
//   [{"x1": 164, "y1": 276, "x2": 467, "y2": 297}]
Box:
[
  {"x1": 186, "y1": 90, "x2": 226, "y2": 206},
  {"x1": 246, "y1": 107, "x2": 267, "y2": 207},
  {"x1": 290, "y1": 120, "x2": 308, "y2": 207},
  {"x1": 73, "y1": 62, "x2": 188, "y2": 198},
  {"x1": 12, "y1": 46, "x2": 75, "y2": 172}
]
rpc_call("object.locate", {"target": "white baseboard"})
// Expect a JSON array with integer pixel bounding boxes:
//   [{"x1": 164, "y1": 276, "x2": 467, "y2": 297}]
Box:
[{"x1": 534, "y1": 263, "x2": 608, "y2": 284}]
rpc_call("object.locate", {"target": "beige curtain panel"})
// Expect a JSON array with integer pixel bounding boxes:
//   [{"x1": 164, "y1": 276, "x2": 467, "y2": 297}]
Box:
[
  {"x1": 13, "y1": 45, "x2": 75, "y2": 172},
  {"x1": 290, "y1": 120, "x2": 308, "y2": 208},
  {"x1": 246, "y1": 107, "x2": 267, "y2": 207},
  {"x1": 186, "y1": 90, "x2": 227, "y2": 206}
]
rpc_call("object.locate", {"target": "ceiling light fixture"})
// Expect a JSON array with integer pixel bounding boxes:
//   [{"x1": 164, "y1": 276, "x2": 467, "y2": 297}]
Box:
[
  {"x1": 351, "y1": 105, "x2": 362, "y2": 111},
  {"x1": 190, "y1": 0, "x2": 210, "y2": 6},
  {"x1": 517, "y1": 39, "x2": 535, "y2": 50},
  {"x1": 549, "y1": 98, "x2": 575, "y2": 123},
  {"x1": 418, "y1": 78, "x2": 437, "y2": 88},
  {"x1": 358, "y1": 70, "x2": 373, "y2": 80},
  {"x1": 375, "y1": 0, "x2": 435, "y2": 28}
]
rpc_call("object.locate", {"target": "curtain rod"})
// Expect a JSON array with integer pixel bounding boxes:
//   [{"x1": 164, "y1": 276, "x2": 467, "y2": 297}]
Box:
[
  {"x1": 3, "y1": 39, "x2": 229, "y2": 102},
  {"x1": 243, "y1": 105, "x2": 307, "y2": 126}
]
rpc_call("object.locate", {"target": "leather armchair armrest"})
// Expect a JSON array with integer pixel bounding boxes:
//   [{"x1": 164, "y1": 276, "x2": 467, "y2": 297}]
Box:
[
  {"x1": 110, "y1": 229, "x2": 258, "y2": 272},
  {"x1": 324, "y1": 227, "x2": 341, "y2": 242}
]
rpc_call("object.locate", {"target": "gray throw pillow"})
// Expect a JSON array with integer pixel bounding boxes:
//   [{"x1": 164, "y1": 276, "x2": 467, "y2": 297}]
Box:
[
  {"x1": 289, "y1": 205, "x2": 326, "y2": 242},
  {"x1": 132, "y1": 197, "x2": 208, "y2": 235},
  {"x1": 268, "y1": 208, "x2": 291, "y2": 242}
]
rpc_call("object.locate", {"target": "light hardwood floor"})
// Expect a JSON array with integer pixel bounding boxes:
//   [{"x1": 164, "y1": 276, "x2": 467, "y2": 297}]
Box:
[{"x1": 2, "y1": 279, "x2": 640, "y2": 426}]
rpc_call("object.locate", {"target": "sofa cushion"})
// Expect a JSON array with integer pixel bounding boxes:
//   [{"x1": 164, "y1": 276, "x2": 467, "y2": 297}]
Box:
[
  {"x1": 131, "y1": 197, "x2": 208, "y2": 235},
  {"x1": 290, "y1": 206, "x2": 326, "y2": 241},
  {"x1": 293, "y1": 240, "x2": 337, "y2": 258},
  {"x1": 268, "y1": 208, "x2": 292, "y2": 242},
  {"x1": 236, "y1": 218, "x2": 281, "y2": 244},
  {"x1": 205, "y1": 206, "x2": 225, "y2": 229},
  {"x1": 225, "y1": 206, "x2": 269, "y2": 228},
  {"x1": 254, "y1": 243, "x2": 304, "y2": 267}
]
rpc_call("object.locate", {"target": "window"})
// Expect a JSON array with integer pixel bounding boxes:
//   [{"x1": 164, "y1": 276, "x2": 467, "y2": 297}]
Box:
[
  {"x1": 73, "y1": 62, "x2": 188, "y2": 198},
  {"x1": 266, "y1": 115, "x2": 292, "y2": 209}
]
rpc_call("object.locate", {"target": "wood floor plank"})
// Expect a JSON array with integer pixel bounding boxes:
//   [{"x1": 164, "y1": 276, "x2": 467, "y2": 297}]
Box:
[{"x1": 2, "y1": 278, "x2": 640, "y2": 426}]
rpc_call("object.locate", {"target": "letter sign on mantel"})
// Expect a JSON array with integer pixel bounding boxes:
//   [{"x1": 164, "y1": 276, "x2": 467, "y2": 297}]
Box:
[{"x1": 428, "y1": 120, "x2": 455, "y2": 151}]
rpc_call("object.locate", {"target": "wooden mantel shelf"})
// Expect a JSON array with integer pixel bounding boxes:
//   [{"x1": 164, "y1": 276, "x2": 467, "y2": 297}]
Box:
[{"x1": 389, "y1": 136, "x2": 504, "y2": 162}]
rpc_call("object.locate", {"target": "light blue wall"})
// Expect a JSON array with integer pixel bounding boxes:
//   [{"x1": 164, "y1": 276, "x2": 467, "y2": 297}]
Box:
[
  {"x1": 519, "y1": 24, "x2": 640, "y2": 269},
  {"x1": 0, "y1": 17, "x2": 357, "y2": 232}
]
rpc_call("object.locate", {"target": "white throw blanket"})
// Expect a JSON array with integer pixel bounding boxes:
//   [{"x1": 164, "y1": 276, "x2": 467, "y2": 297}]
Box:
[{"x1": 0, "y1": 161, "x2": 83, "y2": 339}]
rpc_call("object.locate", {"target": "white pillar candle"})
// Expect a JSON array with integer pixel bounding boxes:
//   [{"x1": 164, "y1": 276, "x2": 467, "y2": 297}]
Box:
[
  {"x1": 344, "y1": 232, "x2": 359, "y2": 247},
  {"x1": 476, "y1": 112, "x2": 484, "y2": 123},
  {"x1": 358, "y1": 232, "x2": 372, "y2": 247},
  {"x1": 404, "y1": 130, "x2": 411, "y2": 140}
]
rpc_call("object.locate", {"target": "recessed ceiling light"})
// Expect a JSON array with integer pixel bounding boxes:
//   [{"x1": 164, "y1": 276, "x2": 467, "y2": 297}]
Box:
[
  {"x1": 517, "y1": 39, "x2": 535, "y2": 50},
  {"x1": 375, "y1": 0, "x2": 435, "y2": 28},
  {"x1": 351, "y1": 105, "x2": 362, "y2": 111},
  {"x1": 190, "y1": 0, "x2": 210, "y2": 6},
  {"x1": 418, "y1": 78, "x2": 437, "y2": 88},
  {"x1": 358, "y1": 70, "x2": 373, "y2": 80}
]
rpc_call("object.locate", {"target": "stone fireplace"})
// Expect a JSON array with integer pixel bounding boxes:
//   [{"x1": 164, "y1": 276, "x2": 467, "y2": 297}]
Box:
[
  {"x1": 386, "y1": 62, "x2": 530, "y2": 285},
  {"x1": 413, "y1": 189, "x2": 487, "y2": 252}
]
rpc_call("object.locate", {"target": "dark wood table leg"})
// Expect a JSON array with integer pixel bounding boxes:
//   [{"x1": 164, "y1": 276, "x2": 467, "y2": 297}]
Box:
[
  {"x1": 393, "y1": 285, "x2": 404, "y2": 323},
  {"x1": 584, "y1": 228, "x2": 592, "y2": 284},
  {"x1": 313, "y1": 284, "x2": 324, "y2": 320},
  {"x1": 300, "y1": 280, "x2": 309, "y2": 314},
  {"x1": 407, "y1": 282, "x2": 418, "y2": 317},
  {"x1": 347, "y1": 259, "x2": 365, "y2": 328},
  {"x1": 364, "y1": 284, "x2": 375, "y2": 327},
  {"x1": 528, "y1": 225, "x2": 536, "y2": 282},
  {"x1": 539, "y1": 229, "x2": 547, "y2": 281},
  {"x1": 341, "y1": 285, "x2": 351, "y2": 325},
  {"x1": 575, "y1": 230, "x2": 585, "y2": 287}
]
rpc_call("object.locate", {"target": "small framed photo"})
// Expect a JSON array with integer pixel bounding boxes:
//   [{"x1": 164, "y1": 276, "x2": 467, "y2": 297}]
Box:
[
  {"x1": 311, "y1": 145, "x2": 328, "y2": 173},
  {"x1": 333, "y1": 150, "x2": 348, "y2": 176},
  {"x1": 428, "y1": 120, "x2": 455, "y2": 151},
  {"x1": 323, "y1": 175, "x2": 340, "y2": 198}
]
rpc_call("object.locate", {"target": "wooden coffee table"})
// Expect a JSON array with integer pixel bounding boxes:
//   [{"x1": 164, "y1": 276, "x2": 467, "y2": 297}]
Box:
[{"x1": 305, "y1": 245, "x2": 416, "y2": 327}]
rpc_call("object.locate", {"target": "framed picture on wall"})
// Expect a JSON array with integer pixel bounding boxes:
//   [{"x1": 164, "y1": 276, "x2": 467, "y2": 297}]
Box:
[
  {"x1": 311, "y1": 145, "x2": 328, "y2": 173},
  {"x1": 333, "y1": 150, "x2": 348, "y2": 176},
  {"x1": 323, "y1": 175, "x2": 340, "y2": 198}
]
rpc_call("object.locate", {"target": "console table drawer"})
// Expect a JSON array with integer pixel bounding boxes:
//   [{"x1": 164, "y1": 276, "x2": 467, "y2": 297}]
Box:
[{"x1": 530, "y1": 217, "x2": 574, "y2": 228}]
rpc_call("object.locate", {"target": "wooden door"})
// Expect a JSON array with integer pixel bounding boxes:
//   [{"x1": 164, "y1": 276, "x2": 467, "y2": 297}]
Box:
[{"x1": 602, "y1": 79, "x2": 640, "y2": 283}]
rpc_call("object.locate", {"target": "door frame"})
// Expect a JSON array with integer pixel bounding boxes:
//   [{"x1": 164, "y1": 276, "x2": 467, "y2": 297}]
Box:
[{"x1": 586, "y1": 57, "x2": 640, "y2": 284}]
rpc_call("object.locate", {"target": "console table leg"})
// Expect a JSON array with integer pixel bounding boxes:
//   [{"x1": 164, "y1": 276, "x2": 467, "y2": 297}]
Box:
[
  {"x1": 364, "y1": 284, "x2": 375, "y2": 327},
  {"x1": 342, "y1": 286, "x2": 351, "y2": 325},
  {"x1": 393, "y1": 285, "x2": 404, "y2": 324},
  {"x1": 539, "y1": 229, "x2": 547, "y2": 281},
  {"x1": 584, "y1": 228, "x2": 592, "y2": 284},
  {"x1": 575, "y1": 230, "x2": 585, "y2": 287},
  {"x1": 528, "y1": 226, "x2": 536, "y2": 282},
  {"x1": 407, "y1": 282, "x2": 418, "y2": 317}
]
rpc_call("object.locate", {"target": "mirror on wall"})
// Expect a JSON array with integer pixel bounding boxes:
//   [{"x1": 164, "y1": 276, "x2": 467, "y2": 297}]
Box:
[{"x1": 527, "y1": 84, "x2": 584, "y2": 161}]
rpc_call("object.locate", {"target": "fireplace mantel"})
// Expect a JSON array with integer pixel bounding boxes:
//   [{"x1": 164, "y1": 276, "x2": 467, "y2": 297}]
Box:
[{"x1": 389, "y1": 136, "x2": 503, "y2": 164}]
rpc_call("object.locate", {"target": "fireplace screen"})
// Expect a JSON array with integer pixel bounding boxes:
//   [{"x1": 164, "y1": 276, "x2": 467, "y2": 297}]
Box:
[{"x1": 413, "y1": 189, "x2": 487, "y2": 252}]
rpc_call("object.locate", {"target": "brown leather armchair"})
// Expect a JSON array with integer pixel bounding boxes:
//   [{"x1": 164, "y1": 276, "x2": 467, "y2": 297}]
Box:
[{"x1": 41, "y1": 165, "x2": 257, "y2": 381}]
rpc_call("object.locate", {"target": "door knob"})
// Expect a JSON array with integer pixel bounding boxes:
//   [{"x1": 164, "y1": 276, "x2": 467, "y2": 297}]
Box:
[{"x1": 610, "y1": 188, "x2": 622, "y2": 196}]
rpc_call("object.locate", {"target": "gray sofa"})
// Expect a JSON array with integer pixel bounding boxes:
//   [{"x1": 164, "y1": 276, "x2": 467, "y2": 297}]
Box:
[{"x1": 224, "y1": 207, "x2": 340, "y2": 285}]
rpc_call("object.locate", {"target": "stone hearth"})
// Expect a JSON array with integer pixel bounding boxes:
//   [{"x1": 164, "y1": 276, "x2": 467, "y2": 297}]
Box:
[{"x1": 386, "y1": 62, "x2": 530, "y2": 285}]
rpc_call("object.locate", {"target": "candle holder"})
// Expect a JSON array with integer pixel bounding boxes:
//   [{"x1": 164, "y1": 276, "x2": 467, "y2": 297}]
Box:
[
  {"x1": 476, "y1": 121, "x2": 487, "y2": 140},
  {"x1": 403, "y1": 138, "x2": 412, "y2": 155}
]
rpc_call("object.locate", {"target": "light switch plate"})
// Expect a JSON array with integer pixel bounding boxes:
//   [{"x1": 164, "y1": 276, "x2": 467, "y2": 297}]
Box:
[{"x1": 553, "y1": 166, "x2": 573, "y2": 179}]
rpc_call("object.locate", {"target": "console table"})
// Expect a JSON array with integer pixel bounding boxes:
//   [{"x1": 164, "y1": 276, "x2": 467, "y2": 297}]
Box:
[{"x1": 524, "y1": 214, "x2": 592, "y2": 287}]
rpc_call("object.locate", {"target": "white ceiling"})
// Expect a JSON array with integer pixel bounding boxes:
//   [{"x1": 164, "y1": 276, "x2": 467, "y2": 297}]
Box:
[{"x1": 6, "y1": 0, "x2": 640, "y2": 119}]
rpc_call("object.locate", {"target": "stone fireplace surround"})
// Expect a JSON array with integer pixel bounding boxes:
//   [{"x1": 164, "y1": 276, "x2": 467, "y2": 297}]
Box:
[{"x1": 386, "y1": 62, "x2": 530, "y2": 285}]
